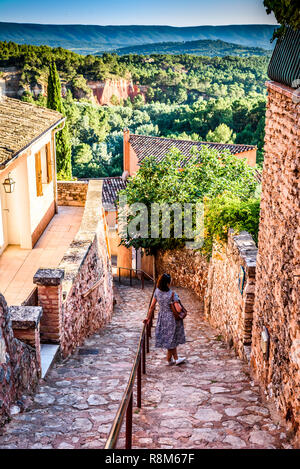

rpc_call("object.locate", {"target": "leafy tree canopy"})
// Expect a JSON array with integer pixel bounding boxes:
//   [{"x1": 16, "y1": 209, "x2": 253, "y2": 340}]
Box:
[
  {"x1": 264, "y1": 0, "x2": 300, "y2": 38},
  {"x1": 118, "y1": 147, "x2": 258, "y2": 255}
]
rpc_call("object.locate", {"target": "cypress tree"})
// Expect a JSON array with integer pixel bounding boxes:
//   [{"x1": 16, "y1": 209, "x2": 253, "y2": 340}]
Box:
[{"x1": 47, "y1": 61, "x2": 72, "y2": 179}]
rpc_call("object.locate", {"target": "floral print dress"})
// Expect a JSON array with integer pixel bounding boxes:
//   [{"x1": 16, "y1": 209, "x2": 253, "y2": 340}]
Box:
[{"x1": 154, "y1": 288, "x2": 186, "y2": 349}]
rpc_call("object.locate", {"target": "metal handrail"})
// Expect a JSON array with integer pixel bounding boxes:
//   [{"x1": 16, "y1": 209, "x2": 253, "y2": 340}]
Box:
[
  {"x1": 117, "y1": 266, "x2": 154, "y2": 289},
  {"x1": 104, "y1": 284, "x2": 156, "y2": 449}
]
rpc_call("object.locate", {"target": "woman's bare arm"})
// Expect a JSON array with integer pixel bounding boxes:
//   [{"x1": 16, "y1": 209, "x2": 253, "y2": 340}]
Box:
[{"x1": 144, "y1": 297, "x2": 157, "y2": 322}]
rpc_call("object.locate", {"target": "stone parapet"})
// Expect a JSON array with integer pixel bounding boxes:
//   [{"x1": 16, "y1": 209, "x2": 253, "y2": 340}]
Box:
[
  {"x1": 57, "y1": 180, "x2": 88, "y2": 207},
  {"x1": 205, "y1": 230, "x2": 257, "y2": 360},
  {"x1": 58, "y1": 179, "x2": 113, "y2": 357},
  {"x1": 0, "y1": 296, "x2": 40, "y2": 426},
  {"x1": 33, "y1": 269, "x2": 64, "y2": 286},
  {"x1": 9, "y1": 306, "x2": 42, "y2": 371},
  {"x1": 33, "y1": 269, "x2": 64, "y2": 344}
]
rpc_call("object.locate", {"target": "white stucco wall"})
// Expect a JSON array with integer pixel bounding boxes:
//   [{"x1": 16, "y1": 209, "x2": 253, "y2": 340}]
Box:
[
  {"x1": 26, "y1": 131, "x2": 55, "y2": 235},
  {"x1": 0, "y1": 129, "x2": 55, "y2": 250}
]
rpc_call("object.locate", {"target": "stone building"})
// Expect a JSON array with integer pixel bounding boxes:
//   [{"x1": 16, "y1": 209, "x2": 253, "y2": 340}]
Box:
[
  {"x1": 250, "y1": 28, "x2": 300, "y2": 441},
  {"x1": 0, "y1": 93, "x2": 65, "y2": 253}
]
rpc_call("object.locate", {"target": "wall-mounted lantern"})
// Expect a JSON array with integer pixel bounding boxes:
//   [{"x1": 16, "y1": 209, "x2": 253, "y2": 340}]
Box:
[{"x1": 2, "y1": 173, "x2": 15, "y2": 193}]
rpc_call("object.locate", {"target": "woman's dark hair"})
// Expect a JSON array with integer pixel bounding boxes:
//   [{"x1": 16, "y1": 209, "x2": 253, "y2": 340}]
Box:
[{"x1": 157, "y1": 273, "x2": 171, "y2": 292}]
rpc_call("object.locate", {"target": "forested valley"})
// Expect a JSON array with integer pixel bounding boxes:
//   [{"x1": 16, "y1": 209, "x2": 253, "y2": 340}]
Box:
[{"x1": 0, "y1": 41, "x2": 268, "y2": 177}]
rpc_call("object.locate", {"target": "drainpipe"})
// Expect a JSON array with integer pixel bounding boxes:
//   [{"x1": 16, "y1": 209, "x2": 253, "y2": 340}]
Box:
[{"x1": 52, "y1": 119, "x2": 66, "y2": 214}]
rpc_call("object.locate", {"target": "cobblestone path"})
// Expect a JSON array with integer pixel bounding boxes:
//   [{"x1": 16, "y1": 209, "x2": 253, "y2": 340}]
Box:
[
  {"x1": 0, "y1": 284, "x2": 292, "y2": 449},
  {"x1": 132, "y1": 287, "x2": 292, "y2": 449},
  {"x1": 0, "y1": 284, "x2": 152, "y2": 449}
]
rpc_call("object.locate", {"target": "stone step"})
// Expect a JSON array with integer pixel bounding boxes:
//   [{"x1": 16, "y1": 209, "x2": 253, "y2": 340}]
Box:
[{"x1": 40, "y1": 344, "x2": 60, "y2": 379}]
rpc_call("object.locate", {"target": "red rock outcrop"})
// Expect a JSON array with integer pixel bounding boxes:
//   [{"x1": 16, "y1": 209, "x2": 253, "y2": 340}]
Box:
[{"x1": 88, "y1": 79, "x2": 145, "y2": 105}]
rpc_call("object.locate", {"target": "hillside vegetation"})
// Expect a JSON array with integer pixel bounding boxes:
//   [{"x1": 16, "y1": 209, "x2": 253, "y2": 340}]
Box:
[
  {"x1": 114, "y1": 39, "x2": 271, "y2": 57},
  {"x1": 0, "y1": 41, "x2": 268, "y2": 178},
  {"x1": 0, "y1": 23, "x2": 277, "y2": 54}
]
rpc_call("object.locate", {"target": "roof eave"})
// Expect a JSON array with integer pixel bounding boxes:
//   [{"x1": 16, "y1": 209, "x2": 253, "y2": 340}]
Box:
[{"x1": 0, "y1": 117, "x2": 65, "y2": 170}]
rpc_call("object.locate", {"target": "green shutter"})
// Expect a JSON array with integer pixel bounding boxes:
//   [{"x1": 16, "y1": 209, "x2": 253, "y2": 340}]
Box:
[{"x1": 268, "y1": 27, "x2": 300, "y2": 88}]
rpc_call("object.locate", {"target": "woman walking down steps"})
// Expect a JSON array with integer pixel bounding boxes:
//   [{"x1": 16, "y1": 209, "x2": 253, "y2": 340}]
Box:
[{"x1": 144, "y1": 273, "x2": 186, "y2": 366}]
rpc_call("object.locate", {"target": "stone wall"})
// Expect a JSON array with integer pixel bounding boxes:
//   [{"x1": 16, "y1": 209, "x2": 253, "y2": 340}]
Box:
[
  {"x1": 57, "y1": 181, "x2": 88, "y2": 207},
  {"x1": 205, "y1": 231, "x2": 257, "y2": 361},
  {"x1": 0, "y1": 296, "x2": 40, "y2": 426},
  {"x1": 156, "y1": 248, "x2": 209, "y2": 311},
  {"x1": 34, "y1": 180, "x2": 114, "y2": 358},
  {"x1": 60, "y1": 180, "x2": 113, "y2": 356},
  {"x1": 250, "y1": 81, "x2": 300, "y2": 442}
]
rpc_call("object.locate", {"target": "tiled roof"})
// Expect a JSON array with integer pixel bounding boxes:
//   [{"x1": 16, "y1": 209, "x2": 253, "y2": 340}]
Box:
[
  {"x1": 129, "y1": 134, "x2": 256, "y2": 165},
  {"x1": 0, "y1": 97, "x2": 64, "y2": 169},
  {"x1": 102, "y1": 176, "x2": 127, "y2": 208},
  {"x1": 253, "y1": 169, "x2": 262, "y2": 184}
]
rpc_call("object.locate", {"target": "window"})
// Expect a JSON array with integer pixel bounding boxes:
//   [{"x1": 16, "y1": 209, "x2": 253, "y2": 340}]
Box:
[
  {"x1": 35, "y1": 143, "x2": 52, "y2": 196},
  {"x1": 35, "y1": 151, "x2": 43, "y2": 197},
  {"x1": 46, "y1": 142, "x2": 52, "y2": 183}
]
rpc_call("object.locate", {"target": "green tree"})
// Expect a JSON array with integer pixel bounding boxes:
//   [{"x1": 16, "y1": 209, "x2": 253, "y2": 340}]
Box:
[
  {"x1": 47, "y1": 61, "x2": 72, "y2": 180},
  {"x1": 118, "y1": 147, "x2": 258, "y2": 255},
  {"x1": 206, "y1": 124, "x2": 235, "y2": 144},
  {"x1": 264, "y1": 0, "x2": 300, "y2": 39}
]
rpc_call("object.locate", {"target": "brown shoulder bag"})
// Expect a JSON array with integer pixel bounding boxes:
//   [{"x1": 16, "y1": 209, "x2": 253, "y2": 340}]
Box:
[{"x1": 170, "y1": 292, "x2": 187, "y2": 321}]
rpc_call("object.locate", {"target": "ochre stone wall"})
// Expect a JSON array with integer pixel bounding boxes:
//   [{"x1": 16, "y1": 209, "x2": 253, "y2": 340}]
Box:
[
  {"x1": 0, "y1": 296, "x2": 40, "y2": 426},
  {"x1": 156, "y1": 248, "x2": 209, "y2": 311},
  {"x1": 57, "y1": 181, "x2": 88, "y2": 207},
  {"x1": 250, "y1": 81, "x2": 300, "y2": 442},
  {"x1": 205, "y1": 231, "x2": 257, "y2": 361}
]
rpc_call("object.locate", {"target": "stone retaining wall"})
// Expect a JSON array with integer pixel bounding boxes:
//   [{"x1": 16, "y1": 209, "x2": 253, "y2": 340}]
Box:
[
  {"x1": 156, "y1": 248, "x2": 209, "y2": 311},
  {"x1": 60, "y1": 180, "x2": 113, "y2": 357},
  {"x1": 250, "y1": 81, "x2": 300, "y2": 442},
  {"x1": 35, "y1": 180, "x2": 114, "y2": 358},
  {"x1": 0, "y1": 296, "x2": 40, "y2": 426},
  {"x1": 205, "y1": 231, "x2": 257, "y2": 361},
  {"x1": 57, "y1": 181, "x2": 88, "y2": 207}
]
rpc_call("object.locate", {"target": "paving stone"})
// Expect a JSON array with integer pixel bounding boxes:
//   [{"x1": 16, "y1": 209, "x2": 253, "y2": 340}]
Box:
[
  {"x1": 191, "y1": 428, "x2": 224, "y2": 442},
  {"x1": 194, "y1": 408, "x2": 223, "y2": 422},
  {"x1": 57, "y1": 442, "x2": 75, "y2": 449},
  {"x1": 210, "y1": 386, "x2": 230, "y2": 394},
  {"x1": 223, "y1": 435, "x2": 247, "y2": 448},
  {"x1": 72, "y1": 418, "x2": 93, "y2": 432},
  {"x1": 224, "y1": 407, "x2": 244, "y2": 417},
  {"x1": 249, "y1": 430, "x2": 276, "y2": 447},
  {"x1": 87, "y1": 394, "x2": 108, "y2": 406},
  {"x1": 34, "y1": 394, "x2": 55, "y2": 405}
]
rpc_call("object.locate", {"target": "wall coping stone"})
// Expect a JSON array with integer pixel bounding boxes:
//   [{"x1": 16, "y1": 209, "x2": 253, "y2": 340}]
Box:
[
  {"x1": 266, "y1": 80, "x2": 296, "y2": 100},
  {"x1": 33, "y1": 268, "x2": 65, "y2": 286},
  {"x1": 230, "y1": 230, "x2": 257, "y2": 274},
  {"x1": 57, "y1": 180, "x2": 88, "y2": 185},
  {"x1": 8, "y1": 306, "x2": 43, "y2": 330}
]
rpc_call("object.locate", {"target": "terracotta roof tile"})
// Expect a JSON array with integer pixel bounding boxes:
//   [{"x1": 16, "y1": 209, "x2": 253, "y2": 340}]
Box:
[
  {"x1": 0, "y1": 97, "x2": 64, "y2": 168},
  {"x1": 129, "y1": 134, "x2": 256, "y2": 165},
  {"x1": 102, "y1": 176, "x2": 127, "y2": 208}
]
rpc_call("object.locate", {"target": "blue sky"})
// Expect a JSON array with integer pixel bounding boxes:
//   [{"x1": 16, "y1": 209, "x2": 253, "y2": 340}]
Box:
[{"x1": 0, "y1": 0, "x2": 276, "y2": 26}]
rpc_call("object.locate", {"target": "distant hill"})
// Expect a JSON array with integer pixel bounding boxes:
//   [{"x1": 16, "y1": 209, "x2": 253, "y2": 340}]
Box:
[
  {"x1": 0, "y1": 23, "x2": 277, "y2": 55},
  {"x1": 113, "y1": 39, "x2": 271, "y2": 57}
]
